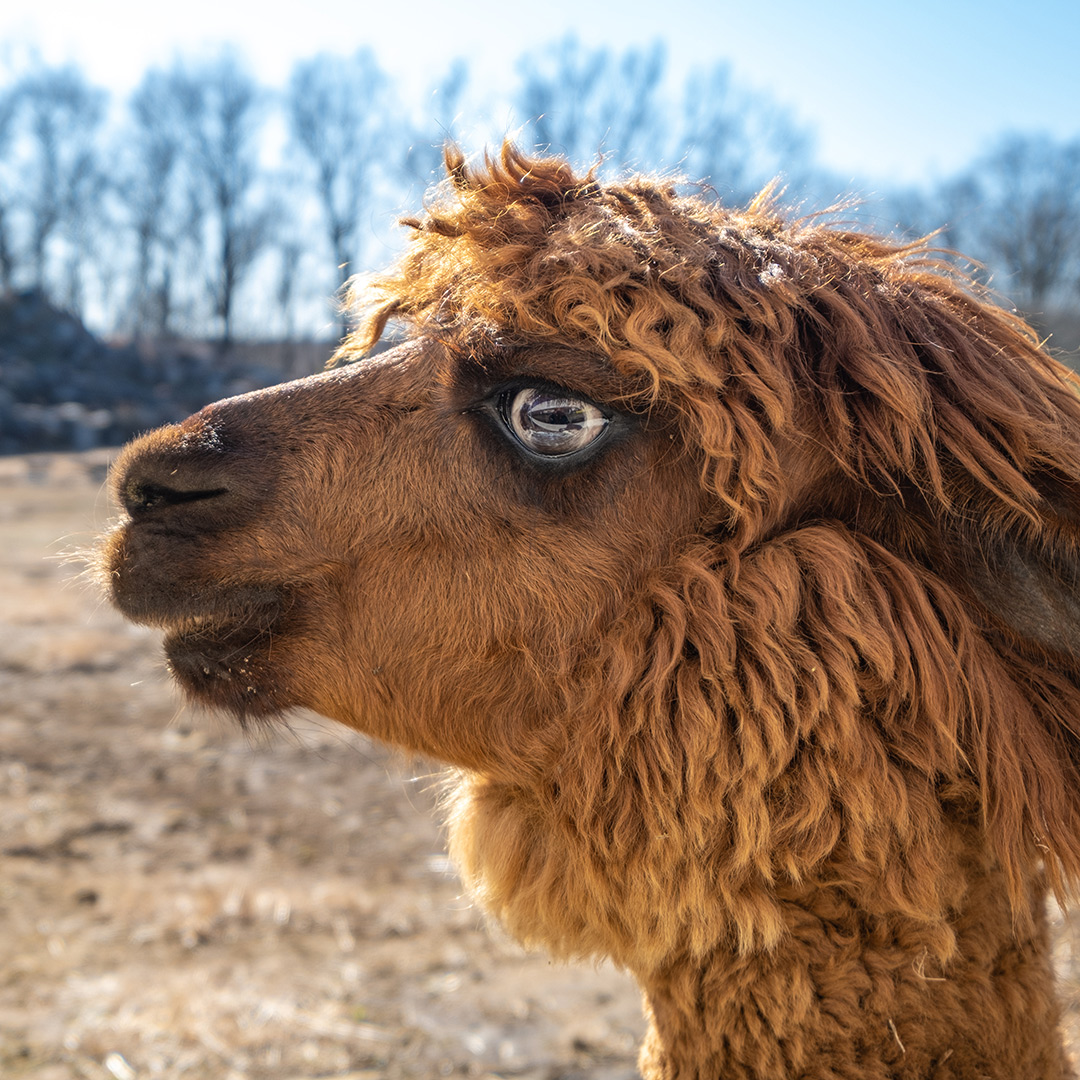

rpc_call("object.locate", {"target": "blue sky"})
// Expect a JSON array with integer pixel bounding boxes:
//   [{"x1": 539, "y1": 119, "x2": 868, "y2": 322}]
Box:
[{"x1": 1, "y1": 0, "x2": 1077, "y2": 186}]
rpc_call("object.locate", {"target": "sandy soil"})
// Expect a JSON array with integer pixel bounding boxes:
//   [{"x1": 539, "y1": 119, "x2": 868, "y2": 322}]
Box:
[{"x1": 1, "y1": 450, "x2": 1078, "y2": 1080}]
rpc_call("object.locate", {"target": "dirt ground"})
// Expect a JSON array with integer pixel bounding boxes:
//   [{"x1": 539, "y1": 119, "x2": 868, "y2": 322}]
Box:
[{"x1": 1, "y1": 450, "x2": 1078, "y2": 1080}]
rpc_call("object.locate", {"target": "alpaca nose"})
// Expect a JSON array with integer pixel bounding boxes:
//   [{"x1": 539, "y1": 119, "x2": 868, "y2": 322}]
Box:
[
  {"x1": 120, "y1": 473, "x2": 230, "y2": 517},
  {"x1": 112, "y1": 383, "x2": 301, "y2": 528},
  {"x1": 112, "y1": 416, "x2": 253, "y2": 525}
]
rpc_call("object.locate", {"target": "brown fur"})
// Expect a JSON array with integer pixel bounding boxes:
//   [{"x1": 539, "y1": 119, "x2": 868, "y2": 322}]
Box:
[{"x1": 100, "y1": 145, "x2": 1080, "y2": 1078}]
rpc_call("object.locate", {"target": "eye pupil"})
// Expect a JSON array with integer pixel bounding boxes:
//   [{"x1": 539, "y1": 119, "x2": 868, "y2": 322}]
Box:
[
  {"x1": 506, "y1": 387, "x2": 609, "y2": 457},
  {"x1": 533, "y1": 403, "x2": 583, "y2": 429}
]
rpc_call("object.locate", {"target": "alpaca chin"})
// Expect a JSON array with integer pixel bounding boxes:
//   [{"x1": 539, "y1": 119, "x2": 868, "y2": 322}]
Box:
[{"x1": 164, "y1": 621, "x2": 292, "y2": 720}]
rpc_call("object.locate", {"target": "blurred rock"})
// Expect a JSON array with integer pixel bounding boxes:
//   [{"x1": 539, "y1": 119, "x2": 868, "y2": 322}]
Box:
[{"x1": 0, "y1": 289, "x2": 316, "y2": 454}]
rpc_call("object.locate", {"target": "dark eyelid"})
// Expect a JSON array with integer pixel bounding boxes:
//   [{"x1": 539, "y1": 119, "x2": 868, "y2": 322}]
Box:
[
  {"x1": 471, "y1": 376, "x2": 613, "y2": 418},
  {"x1": 446, "y1": 339, "x2": 631, "y2": 408}
]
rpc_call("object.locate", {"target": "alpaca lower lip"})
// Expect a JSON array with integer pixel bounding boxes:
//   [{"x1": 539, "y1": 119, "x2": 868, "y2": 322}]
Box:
[{"x1": 164, "y1": 621, "x2": 289, "y2": 718}]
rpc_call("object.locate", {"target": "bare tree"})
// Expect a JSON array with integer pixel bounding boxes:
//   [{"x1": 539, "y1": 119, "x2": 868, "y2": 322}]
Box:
[
  {"x1": 58, "y1": 143, "x2": 109, "y2": 315},
  {"x1": 175, "y1": 54, "x2": 275, "y2": 346},
  {"x1": 16, "y1": 65, "x2": 105, "y2": 305},
  {"x1": 0, "y1": 85, "x2": 18, "y2": 290},
  {"x1": 403, "y1": 59, "x2": 471, "y2": 192},
  {"x1": 675, "y1": 63, "x2": 815, "y2": 206},
  {"x1": 960, "y1": 134, "x2": 1080, "y2": 311},
  {"x1": 117, "y1": 67, "x2": 192, "y2": 339},
  {"x1": 287, "y1": 49, "x2": 395, "y2": 335},
  {"x1": 512, "y1": 41, "x2": 816, "y2": 205},
  {"x1": 429, "y1": 58, "x2": 469, "y2": 139},
  {"x1": 515, "y1": 36, "x2": 666, "y2": 173}
]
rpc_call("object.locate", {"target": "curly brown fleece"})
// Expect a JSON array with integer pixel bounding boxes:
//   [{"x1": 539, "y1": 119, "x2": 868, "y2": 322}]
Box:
[{"x1": 102, "y1": 144, "x2": 1080, "y2": 1078}]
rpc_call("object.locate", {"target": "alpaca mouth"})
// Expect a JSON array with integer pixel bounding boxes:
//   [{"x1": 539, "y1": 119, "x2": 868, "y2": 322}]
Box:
[{"x1": 100, "y1": 517, "x2": 304, "y2": 720}]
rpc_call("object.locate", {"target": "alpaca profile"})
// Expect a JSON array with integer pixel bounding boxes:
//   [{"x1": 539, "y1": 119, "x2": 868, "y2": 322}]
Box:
[{"x1": 100, "y1": 145, "x2": 1080, "y2": 1078}]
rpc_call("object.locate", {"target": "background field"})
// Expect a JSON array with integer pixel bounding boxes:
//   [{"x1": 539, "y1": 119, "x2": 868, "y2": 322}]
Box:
[{"x1": 1, "y1": 451, "x2": 1078, "y2": 1080}]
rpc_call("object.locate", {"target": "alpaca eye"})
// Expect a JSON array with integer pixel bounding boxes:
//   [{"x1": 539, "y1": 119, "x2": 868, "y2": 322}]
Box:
[{"x1": 505, "y1": 387, "x2": 609, "y2": 457}]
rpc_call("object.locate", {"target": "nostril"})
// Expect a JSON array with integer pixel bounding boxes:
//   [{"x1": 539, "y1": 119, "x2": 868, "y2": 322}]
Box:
[
  {"x1": 123, "y1": 478, "x2": 229, "y2": 516},
  {"x1": 111, "y1": 416, "x2": 266, "y2": 523}
]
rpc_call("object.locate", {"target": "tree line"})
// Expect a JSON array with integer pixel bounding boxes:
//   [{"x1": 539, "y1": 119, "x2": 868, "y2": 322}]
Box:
[{"x1": 0, "y1": 36, "x2": 1077, "y2": 347}]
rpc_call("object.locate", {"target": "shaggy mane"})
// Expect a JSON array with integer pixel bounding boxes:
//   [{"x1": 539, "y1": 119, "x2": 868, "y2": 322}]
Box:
[{"x1": 342, "y1": 145, "x2": 1080, "y2": 944}]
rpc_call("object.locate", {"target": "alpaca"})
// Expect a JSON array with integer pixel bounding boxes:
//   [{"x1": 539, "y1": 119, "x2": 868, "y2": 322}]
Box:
[{"x1": 99, "y1": 145, "x2": 1080, "y2": 1079}]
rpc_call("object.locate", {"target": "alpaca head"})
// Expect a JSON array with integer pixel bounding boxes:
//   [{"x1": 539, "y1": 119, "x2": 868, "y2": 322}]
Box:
[{"x1": 101, "y1": 145, "x2": 1080, "y2": 978}]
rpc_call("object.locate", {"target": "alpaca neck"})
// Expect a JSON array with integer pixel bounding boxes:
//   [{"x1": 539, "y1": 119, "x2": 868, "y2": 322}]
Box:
[{"x1": 635, "y1": 869, "x2": 1068, "y2": 1080}]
